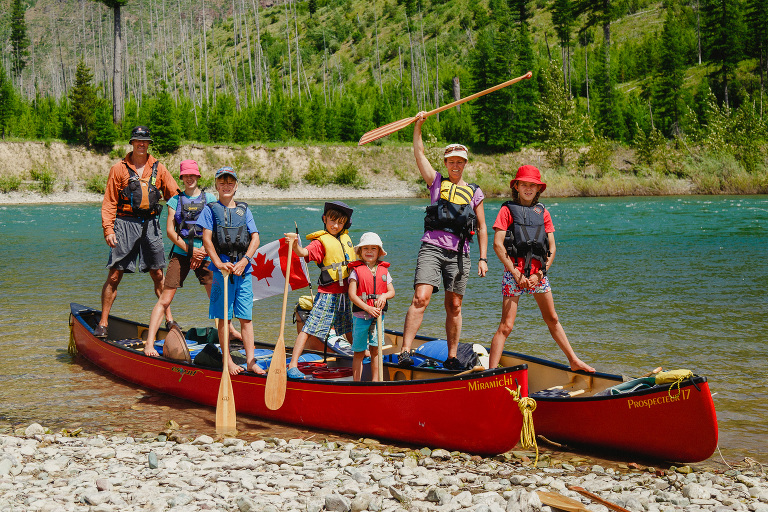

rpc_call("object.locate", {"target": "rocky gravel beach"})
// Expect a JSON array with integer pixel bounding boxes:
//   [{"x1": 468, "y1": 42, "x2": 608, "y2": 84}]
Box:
[{"x1": 1, "y1": 423, "x2": 766, "y2": 512}]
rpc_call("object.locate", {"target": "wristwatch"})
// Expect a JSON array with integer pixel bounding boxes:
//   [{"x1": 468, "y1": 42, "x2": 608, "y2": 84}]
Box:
[{"x1": 478, "y1": 258, "x2": 488, "y2": 263}]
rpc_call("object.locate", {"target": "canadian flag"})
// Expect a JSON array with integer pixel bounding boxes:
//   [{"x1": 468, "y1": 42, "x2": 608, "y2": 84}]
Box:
[{"x1": 251, "y1": 238, "x2": 311, "y2": 301}]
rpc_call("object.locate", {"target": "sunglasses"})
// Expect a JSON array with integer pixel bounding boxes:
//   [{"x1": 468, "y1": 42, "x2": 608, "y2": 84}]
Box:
[{"x1": 444, "y1": 144, "x2": 468, "y2": 155}]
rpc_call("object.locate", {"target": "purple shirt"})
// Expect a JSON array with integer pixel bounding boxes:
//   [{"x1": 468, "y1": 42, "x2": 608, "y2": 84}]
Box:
[{"x1": 420, "y1": 173, "x2": 485, "y2": 254}]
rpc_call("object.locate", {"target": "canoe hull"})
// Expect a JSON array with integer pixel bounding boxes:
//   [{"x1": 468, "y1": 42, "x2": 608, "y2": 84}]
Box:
[
  {"x1": 70, "y1": 304, "x2": 527, "y2": 455},
  {"x1": 500, "y1": 352, "x2": 718, "y2": 463}
]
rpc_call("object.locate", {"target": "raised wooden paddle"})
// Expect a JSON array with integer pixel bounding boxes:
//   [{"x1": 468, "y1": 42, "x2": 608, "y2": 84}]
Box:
[
  {"x1": 376, "y1": 316, "x2": 384, "y2": 381},
  {"x1": 215, "y1": 269, "x2": 237, "y2": 435},
  {"x1": 265, "y1": 237, "x2": 295, "y2": 410},
  {"x1": 358, "y1": 71, "x2": 533, "y2": 145}
]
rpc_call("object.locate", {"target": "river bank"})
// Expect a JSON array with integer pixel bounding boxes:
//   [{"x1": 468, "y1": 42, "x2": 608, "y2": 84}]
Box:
[
  {"x1": 1, "y1": 140, "x2": 766, "y2": 205},
  {"x1": 2, "y1": 423, "x2": 766, "y2": 512}
]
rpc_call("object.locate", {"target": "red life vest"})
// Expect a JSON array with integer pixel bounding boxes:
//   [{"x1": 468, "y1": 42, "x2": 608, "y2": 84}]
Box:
[{"x1": 348, "y1": 261, "x2": 390, "y2": 312}]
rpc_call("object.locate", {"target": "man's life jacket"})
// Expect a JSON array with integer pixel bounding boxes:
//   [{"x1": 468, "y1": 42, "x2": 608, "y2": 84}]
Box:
[
  {"x1": 117, "y1": 161, "x2": 162, "y2": 218},
  {"x1": 210, "y1": 201, "x2": 251, "y2": 262},
  {"x1": 348, "y1": 261, "x2": 390, "y2": 312},
  {"x1": 306, "y1": 230, "x2": 355, "y2": 287},
  {"x1": 502, "y1": 201, "x2": 551, "y2": 277},
  {"x1": 423, "y1": 177, "x2": 479, "y2": 243}
]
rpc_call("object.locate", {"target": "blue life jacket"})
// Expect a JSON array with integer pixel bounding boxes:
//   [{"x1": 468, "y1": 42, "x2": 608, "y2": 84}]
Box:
[
  {"x1": 209, "y1": 201, "x2": 251, "y2": 261},
  {"x1": 174, "y1": 190, "x2": 208, "y2": 238}
]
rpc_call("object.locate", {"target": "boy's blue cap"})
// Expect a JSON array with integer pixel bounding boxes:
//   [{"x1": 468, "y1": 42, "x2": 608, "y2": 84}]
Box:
[{"x1": 215, "y1": 167, "x2": 238, "y2": 180}]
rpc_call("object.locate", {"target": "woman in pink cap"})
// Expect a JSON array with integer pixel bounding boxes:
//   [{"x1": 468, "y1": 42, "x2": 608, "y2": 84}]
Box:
[
  {"x1": 143, "y1": 160, "x2": 241, "y2": 356},
  {"x1": 489, "y1": 165, "x2": 594, "y2": 373}
]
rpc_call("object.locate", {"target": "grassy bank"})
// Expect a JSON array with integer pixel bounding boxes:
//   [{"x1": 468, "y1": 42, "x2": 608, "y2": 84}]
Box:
[{"x1": 0, "y1": 140, "x2": 766, "y2": 199}]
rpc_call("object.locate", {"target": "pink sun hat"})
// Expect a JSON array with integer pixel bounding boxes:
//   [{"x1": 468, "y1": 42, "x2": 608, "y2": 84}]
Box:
[{"x1": 179, "y1": 160, "x2": 201, "y2": 176}]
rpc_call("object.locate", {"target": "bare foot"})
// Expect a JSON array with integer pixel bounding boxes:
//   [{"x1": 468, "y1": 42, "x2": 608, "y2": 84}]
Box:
[
  {"x1": 227, "y1": 358, "x2": 244, "y2": 375},
  {"x1": 570, "y1": 358, "x2": 596, "y2": 373},
  {"x1": 248, "y1": 361, "x2": 266, "y2": 375},
  {"x1": 143, "y1": 344, "x2": 159, "y2": 357},
  {"x1": 229, "y1": 321, "x2": 243, "y2": 342}
]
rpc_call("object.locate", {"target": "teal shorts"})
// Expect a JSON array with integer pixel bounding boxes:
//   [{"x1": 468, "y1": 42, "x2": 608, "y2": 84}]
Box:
[
  {"x1": 209, "y1": 271, "x2": 253, "y2": 320},
  {"x1": 352, "y1": 314, "x2": 385, "y2": 353}
]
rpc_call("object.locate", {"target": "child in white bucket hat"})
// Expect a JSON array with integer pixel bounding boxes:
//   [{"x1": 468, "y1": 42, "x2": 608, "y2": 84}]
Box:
[{"x1": 347, "y1": 232, "x2": 395, "y2": 381}]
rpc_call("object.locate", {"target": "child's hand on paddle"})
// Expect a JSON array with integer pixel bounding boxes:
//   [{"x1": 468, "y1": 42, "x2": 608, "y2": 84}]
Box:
[
  {"x1": 365, "y1": 305, "x2": 382, "y2": 318},
  {"x1": 374, "y1": 297, "x2": 387, "y2": 309},
  {"x1": 232, "y1": 257, "x2": 248, "y2": 276}
]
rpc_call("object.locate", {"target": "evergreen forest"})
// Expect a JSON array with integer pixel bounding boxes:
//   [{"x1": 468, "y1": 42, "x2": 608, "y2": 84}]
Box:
[{"x1": 0, "y1": 0, "x2": 767, "y2": 192}]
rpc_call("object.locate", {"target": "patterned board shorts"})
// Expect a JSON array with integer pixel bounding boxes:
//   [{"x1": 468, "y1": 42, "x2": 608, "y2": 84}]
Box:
[
  {"x1": 502, "y1": 271, "x2": 552, "y2": 297},
  {"x1": 302, "y1": 292, "x2": 353, "y2": 340}
]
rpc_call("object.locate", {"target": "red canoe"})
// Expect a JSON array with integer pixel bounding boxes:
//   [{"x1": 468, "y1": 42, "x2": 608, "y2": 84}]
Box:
[
  {"x1": 393, "y1": 327, "x2": 719, "y2": 463},
  {"x1": 497, "y1": 351, "x2": 718, "y2": 463},
  {"x1": 69, "y1": 303, "x2": 527, "y2": 456}
]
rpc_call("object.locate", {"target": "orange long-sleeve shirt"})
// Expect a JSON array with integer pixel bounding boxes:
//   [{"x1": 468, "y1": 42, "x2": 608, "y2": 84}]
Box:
[{"x1": 101, "y1": 152, "x2": 180, "y2": 238}]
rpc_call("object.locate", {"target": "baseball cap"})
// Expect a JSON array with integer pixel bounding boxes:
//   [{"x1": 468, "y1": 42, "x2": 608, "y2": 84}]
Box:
[
  {"x1": 179, "y1": 160, "x2": 201, "y2": 176},
  {"x1": 444, "y1": 143, "x2": 469, "y2": 161},
  {"x1": 510, "y1": 165, "x2": 547, "y2": 192},
  {"x1": 215, "y1": 166, "x2": 238, "y2": 180},
  {"x1": 354, "y1": 232, "x2": 387, "y2": 256},
  {"x1": 129, "y1": 126, "x2": 153, "y2": 142}
]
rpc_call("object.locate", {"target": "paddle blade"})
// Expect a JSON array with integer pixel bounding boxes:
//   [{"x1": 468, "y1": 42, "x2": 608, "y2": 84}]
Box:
[
  {"x1": 537, "y1": 491, "x2": 593, "y2": 512},
  {"x1": 215, "y1": 371, "x2": 237, "y2": 435},
  {"x1": 265, "y1": 336, "x2": 288, "y2": 410},
  {"x1": 358, "y1": 116, "x2": 417, "y2": 146}
]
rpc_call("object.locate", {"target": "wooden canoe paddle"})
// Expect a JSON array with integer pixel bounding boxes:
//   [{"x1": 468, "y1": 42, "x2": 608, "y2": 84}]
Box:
[
  {"x1": 357, "y1": 71, "x2": 533, "y2": 145},
  {"x1": 567, "y1": 486, "x2": 633, "y2": 512},
  {"x1": 215, "y1": 269, "x2": 237, "y2": 435},
  {"x1": 265, "y1": 236, "x2": 295, "y2": 410},
  {"x1": 537, "y1": 491, "x2": 594, "y2": 512},
  {"x1": 376, "y1": 316, "x2": 384, "y2": 381}
]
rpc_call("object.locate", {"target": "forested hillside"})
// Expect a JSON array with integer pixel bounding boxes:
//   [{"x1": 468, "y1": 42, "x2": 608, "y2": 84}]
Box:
[{"x1": 0, "y1": 0, "x2": 766, "y2": 193}]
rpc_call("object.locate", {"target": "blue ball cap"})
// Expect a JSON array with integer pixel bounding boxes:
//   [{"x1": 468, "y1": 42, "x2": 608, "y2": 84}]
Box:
[{"x1": 215, "y1": 166, "x2": 238, "y2": 181}]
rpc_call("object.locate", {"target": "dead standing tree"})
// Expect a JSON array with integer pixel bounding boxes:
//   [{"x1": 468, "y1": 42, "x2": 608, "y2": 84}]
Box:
[{"x1": 97, "y1": 0, "x2": 129, "y2": 124}]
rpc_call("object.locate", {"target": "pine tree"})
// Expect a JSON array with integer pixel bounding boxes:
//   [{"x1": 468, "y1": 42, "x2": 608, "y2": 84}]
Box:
[
  {"x1": 575, "y1": 0, "x2": 620, "y2": 138},
  {"x1": 550, "y1": 0, "x2": 575, "y2": 92},
  {"x1": 701, "y1": 0, "x2": 746, "y2": 108},
  {"x1": 92, "y1": 100, "x2": 118, "y2": 150},
  {"x1": 149, "y1": 86, "x2": 182, "y2": 154},
  {"x1": 68, "y1": 60, "x2": 99, "y2": 146},
  {"x1": 0, "y1": 62, "x2": 15, "y2": 139},
  {"x1": 745, "y1": 0, "x2": 768, "y2": 111},
  {"x1": 536, "y1": 61, "x2": 586, "y2": 167},
  {"x1": 10, "y1": 0, "x2": 29, "y2": 79},
  {"x1": 654, "y1": 8, "x2": 686, "y2": 136}
]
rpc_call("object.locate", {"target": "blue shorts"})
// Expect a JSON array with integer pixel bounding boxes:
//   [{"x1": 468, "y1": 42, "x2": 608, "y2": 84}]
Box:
[
  {"x1": 502, "y1": 271, "x2": 552, "y2": 297},
  {"x1": 352, "y1": 314, "x2": 385, "y2": 352},
  {"x1": 209, "y1": 271, "x2": 253, "y2": 320},
  {"x1": 302, "y1": 292, "x2": 353, "y2": 340}
]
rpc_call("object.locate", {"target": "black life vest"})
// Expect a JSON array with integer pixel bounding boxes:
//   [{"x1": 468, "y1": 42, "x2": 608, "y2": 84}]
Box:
[
  {"x1": 423, "y1": 177, "x2": 479, "y2": 243},
  {"x1": 209, "y1": 201, "x2": 251, "y2": 261},
  {"x1": 502, "y1": 201, "x2": 551, "y2": 277},
  {"x1": 117, "y1": 161, "x2": 162, "y2": 218}
]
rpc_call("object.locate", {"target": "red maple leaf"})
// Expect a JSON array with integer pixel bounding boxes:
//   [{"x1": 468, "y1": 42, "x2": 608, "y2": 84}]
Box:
[{"x1": 251, "y1": 251, "x2": 276, "y2": 284}]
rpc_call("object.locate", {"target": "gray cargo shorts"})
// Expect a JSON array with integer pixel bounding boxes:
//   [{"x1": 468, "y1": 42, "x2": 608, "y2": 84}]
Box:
[
  {"x1": 106, "y1": 216, "x2": 166, "y2": 273},
  {"x1": 413, "y1": 242, "x2": 470, "y2": 295}
]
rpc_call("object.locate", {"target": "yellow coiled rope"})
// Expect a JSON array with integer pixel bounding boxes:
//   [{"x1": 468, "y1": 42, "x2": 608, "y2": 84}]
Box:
[
  {"x1": 506, "y1": 385, "x2": 538, "y2": 466},
  {"x1": 67, "y1": 314, "x2": 78, "y2": 356}
]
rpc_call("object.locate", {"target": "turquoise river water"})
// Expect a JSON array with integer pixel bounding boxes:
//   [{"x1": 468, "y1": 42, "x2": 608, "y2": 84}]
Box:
[{"x1": 0, "y1": 196, "x2": 765, "y2": 464}]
